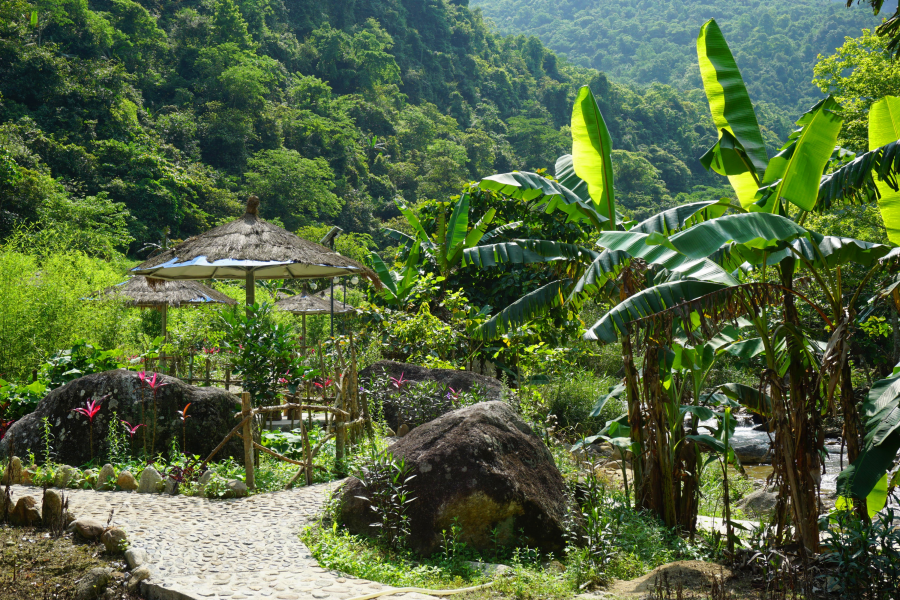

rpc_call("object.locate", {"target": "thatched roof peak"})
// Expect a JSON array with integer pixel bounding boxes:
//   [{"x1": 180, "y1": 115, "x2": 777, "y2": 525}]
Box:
[{"x1": 246, "y1": 195, "x2": 260, "y2": 216}]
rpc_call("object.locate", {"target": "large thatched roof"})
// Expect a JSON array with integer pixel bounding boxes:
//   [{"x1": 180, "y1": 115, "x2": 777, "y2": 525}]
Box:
[
  {"x1": 275, "y1": 293, "x2": 351, "y2": 315},
  {"x1": 131, "y1": 196, "x2": 373, "y2": 282},
  {"x1": 100, "y1": 277, "x2": 237, "y2": 308}
]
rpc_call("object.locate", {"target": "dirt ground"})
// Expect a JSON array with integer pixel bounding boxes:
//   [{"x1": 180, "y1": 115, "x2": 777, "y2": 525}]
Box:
[{"x1": 582, "y1": 560, "x2": 758, "y2": 599}]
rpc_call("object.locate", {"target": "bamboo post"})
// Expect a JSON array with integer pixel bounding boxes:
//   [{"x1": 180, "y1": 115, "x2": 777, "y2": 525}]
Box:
[
  {"x1": 298, "y1": 411, "x2": 313, "y2": 486},
  {"x1": 188, "y1": 347, "x2": 195, "y2": 384},
  {"x1": 334, "y1": 377, "x2": 346, "y2": 476},
  {"x1": 317, "y1": 342, "x2": 329, "y2": 429},
  {"x1": 205, "y1": 357, "x2": 211, "y2": 387},
  {"x1": 225, "y1": 368, "x2": 231, "y2": 392},
  {"x1": 241, "y1": 392, "x2": 255, "y2": 490}
]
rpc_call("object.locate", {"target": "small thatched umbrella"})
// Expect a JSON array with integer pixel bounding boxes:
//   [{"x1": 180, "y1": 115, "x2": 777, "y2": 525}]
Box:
[
  {"x1": 97, "y1": 276, "x2": 237, "y2": 352},
  {"x1": 130, "y1": 196, "x2": 373, "y2": 308},
  {"x1": 275, "y1": 293, "x2": 351, "y2": 344}
]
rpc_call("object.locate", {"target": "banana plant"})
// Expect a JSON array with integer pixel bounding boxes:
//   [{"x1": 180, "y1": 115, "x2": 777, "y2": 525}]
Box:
[
  {"x1": 384, "y1": 194, "x2": 516, "y2": 280},
  {"x1": 368, "y1": 241, "x2": 422, "y2": 306}
]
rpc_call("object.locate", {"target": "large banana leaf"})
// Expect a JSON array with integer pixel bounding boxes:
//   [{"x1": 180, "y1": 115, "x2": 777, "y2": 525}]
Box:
[
  {"x1": 462, "y1": 242, "x2": 548, "y2": 268},
  {"x1": 584, "y1": 280, "x2": 730, "y2": 343},
  {"x1": 462, "y1": 241, "x2": 590, "y2": 268},
  {"x1": 662, "y1": 213, "x2": 810, "y2": 259},
  {"x1": 870, "y1": 96, "x2": 900, "y2": 244},
  {"x1": 478, "y1": 220, "x2": 521, "y2": 244},
  {"x1": 368, "y1": 251, "x2": 398, "y2": 297},
  {"x1": 724, "y1": 337, "x2": 765, "y2": 361},
  {"x1": 697, "y1": 19, "x2": 769, "y2": 206},
  {"x1": 555, "y1": 154, "x2": 590, "y2": 201},
  {"x1": 630, "y1": 200, "x2": 729, "y2": 235},
  {"x1": 445, "y1": 193, "x2": 470, "y2": 257},
  {"x1": 754, "y1": 97, "x2": 843, "y2": 213},
  {"x1": 571, "y1": 86, "x2": 616, "y2": 227},
  {"x1": 569, "y1": 250, "x2": 633, "y2": 298},
  {"x1": 476, "y1": 279, "x2": 572, "y2": 340},
  {"x1": 817, "y1": 139, "x2": 900, "y2": 209},
  {"x1": 739, "y1": 234, "x2": 891, "y2": 271},
  {"x1": 715, "y1": 383, "x2": 773, "y2": 416},
  {"x1": 479, "y1": 172, "x2": 608, "y2": 230},
  {"x1": 836, "y1": 366, "x2": 900, "y2": 500},
  {"x1": 595, "y1": 230, "x2": 739, "y2": 286}
]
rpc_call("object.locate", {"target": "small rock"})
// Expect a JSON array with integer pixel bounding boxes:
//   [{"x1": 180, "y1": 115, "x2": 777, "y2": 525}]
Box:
[
  {"x1": 21, "y1": 468, "x2": 34, "y2": 484},
  {"x1": 10, "y1": 496, "x2": 41, "y2": 526},
  {"x1": 74, "y1": 567, "x2": 113, "y2": 600},
  {"x1": 224, "y1": 479, "x2": 248, "y2": 498},
  {"x1": 542, "y1": 559, "x2": 566, "y2": 573},
  {"x1": 384, "y1": 427, "x2": 396, "y2": 437},
  {"x1": 42, "y1": 489, "x2": 64, "y2": 528},
  {"x1": 95, "y1": 464, "x2": 116, "y2": 490},
  {"x1": 72, "y1": 518, "x2": 106, "y2": 540},
  {"x1": 101, "y1": 527, "x2": 127, "y2": 553},
  {"x1": 125, "y1": 547, "x2": 149, "y2": 569},
  {"x1": 463, "y1": 561, "x2": 513, "y2": 576},
  {"x1": 397, "y1": 423, "x2": 410, "y2": 437},
  {"x1": 83, "y1": 469, "x2": 98, "y2": 487},
  {"x1": 736, "y1": 490, "x2": 778, "y2": 519},
  {"x1": 54, "y1": 465, "x2": 76, "y2": 488},
  {"x1": 1, "y1": 456, "x2": 23, "y2": 485},
  {"x1": 117, "y1": 471, "x2": 138, "y2": 491},
  {"x1": 163, "y1": 477, "x2": 177, "y2": 495},
  {"x1": 195, "y1": 471, "x2": 213, "y2": 496},
  {"x1": 126, "y1": 566, "x2": 151, "y2": 592},
  {"x1": 137, "y1": 467, "x2": 162, "y2": 493}
]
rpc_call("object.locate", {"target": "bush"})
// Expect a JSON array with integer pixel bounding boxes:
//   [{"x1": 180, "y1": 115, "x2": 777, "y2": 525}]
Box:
[
  {"x1": 364, "y1": 376, "x2": 487, "y2": 430},
  {"x1": 822, "y1": 505, "x2": 900, "y2": 599}
]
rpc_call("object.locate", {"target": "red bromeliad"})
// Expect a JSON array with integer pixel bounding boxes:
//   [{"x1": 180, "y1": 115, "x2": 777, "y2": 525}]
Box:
[
  {"x1": 390, "y1": 372, "x2": 409, "y2": 390},
  {"x1": 71, "y1": 395, "x2": 107, "y2": 463},
  {"x1": 146, "y1": 372, "x2": 168, "y2": 452},
  {"x1": 121, "y1": 420, "x2": 145, "y2": 457},
  {"x1": 177, "y1": 403, "x2": 191, "y2": 454}
]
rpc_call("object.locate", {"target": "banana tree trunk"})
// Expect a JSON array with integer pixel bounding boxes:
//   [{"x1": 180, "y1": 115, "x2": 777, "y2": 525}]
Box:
[
  {"x1": 841, "y1": 359, "x2": 869, "y2": 520},
  {"x1": 622, "y1": 335, "x2": 646, "y2": 505}
]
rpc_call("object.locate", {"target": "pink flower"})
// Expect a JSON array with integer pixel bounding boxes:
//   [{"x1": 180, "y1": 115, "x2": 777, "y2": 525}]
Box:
[
  {"x1": 390, "y1": 373, "x2": 409, "y2": 390},
  {"x1": 71, "y1": 396, "x2": 107, "y2": 424},
  {"x1": 121, "y1": 421, "x2": 145, "y2": 439}
]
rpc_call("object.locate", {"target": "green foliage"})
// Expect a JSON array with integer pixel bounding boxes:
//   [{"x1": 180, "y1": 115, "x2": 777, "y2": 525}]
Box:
[
  {"x1": 0, "y1": 379, "x2": 47, "y2": 420},
  {"x1": 822, "y1": 506, "x2": 900, "y2": 600},
  {"x1": 473, "y1": 0, "x2": 883, "y2": 139},
  {"x1": 39, "y1": 339, "x2": 124, "y2": 390},
  {"x1": 220, "y1": 302, "x2": 305, "y2": 407}
]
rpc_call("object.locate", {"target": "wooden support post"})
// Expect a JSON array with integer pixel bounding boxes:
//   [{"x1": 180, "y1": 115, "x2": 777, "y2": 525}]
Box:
[
  {"x1": 205, "y1": 358, "x2": 211, "y2": 387},
  {"x1": 334, "y1": 381, "x2": 346, "y2": 476},
  {"x1": 241, "y1": 392, "x2": 255, "y2": 490},
  {"x1": 225, "y1": 368, "x2": 231, "y2": 392}
]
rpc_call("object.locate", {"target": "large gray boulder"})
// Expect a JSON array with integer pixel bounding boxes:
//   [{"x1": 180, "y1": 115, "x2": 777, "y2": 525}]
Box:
[
  {"x1": 0, "y1": 370, "x2": 242, "y2": 465},
  {"x1": 359, "y1": 361, "x2": 506, "y2": 430},
  {"x1": 339, "y1": 401, "x2": 570, "y2": 556}
]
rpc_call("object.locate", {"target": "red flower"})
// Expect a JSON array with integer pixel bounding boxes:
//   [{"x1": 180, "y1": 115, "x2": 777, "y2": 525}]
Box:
[
  {"x1": 177, "y1": 403, "x2": 191, "y2": 423},
  {"x1": 390, "y1": 372, "x2": 409, "y2": 390},
  {"x1": 71, "y1": 396, "x2": 106, "y2": 424},
  {"x1": 121, "y1": 421, "x2": 145, "y2": 439}
]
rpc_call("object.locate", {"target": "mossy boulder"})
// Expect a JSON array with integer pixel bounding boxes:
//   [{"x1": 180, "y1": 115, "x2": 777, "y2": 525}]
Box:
[
  {"x1": 0, "y1": 370, "x2": 242, "y2": 465},
  {"x1": 340, "y1": 401, "x2": 570, "y2": 556}
]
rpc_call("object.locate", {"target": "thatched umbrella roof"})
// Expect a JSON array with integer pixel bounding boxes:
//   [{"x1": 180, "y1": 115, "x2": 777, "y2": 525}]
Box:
[
  {"x1": 131, "y1": 196, "x2": 373, "y2": 283},
  {"x1": 100, "y1": 277, "x2": 237, "y2": 308},
  {"x1": 314, "y1": 288, "x2": 353, "y2": 312},
  {"x1": 275, "y1": 293, "x2": 351, "y2": 315}
]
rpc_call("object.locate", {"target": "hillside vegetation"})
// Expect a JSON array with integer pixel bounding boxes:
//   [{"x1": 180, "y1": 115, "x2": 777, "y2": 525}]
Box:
[
  {"x1": 0, "y1": 0, "x2": 736, "y2": 253},
  {"x1": 472, "y1": 0, "x2": 888, "y2": 131}
]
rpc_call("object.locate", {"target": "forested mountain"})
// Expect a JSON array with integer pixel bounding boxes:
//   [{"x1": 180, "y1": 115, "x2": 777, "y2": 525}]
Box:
[
  {"x1": 471, "y1": 0, "x2": 890, "y2": 132},
  {"x1": 0, "y1": 0, "x2": 733, "y2": 254}
]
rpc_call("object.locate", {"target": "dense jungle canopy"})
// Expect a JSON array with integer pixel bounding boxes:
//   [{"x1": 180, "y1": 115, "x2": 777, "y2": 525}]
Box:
[{"x1": 0, "y1": 0, "x2": 750, "y2": 254}]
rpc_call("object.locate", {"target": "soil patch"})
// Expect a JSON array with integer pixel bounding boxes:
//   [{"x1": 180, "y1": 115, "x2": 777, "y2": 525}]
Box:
[{"x1": 605, "y1": 560, "x2": 733, "y2": 597}]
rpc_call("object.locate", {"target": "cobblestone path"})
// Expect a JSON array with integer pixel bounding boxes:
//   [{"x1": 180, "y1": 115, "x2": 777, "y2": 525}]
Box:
[{"x1": 8, "y1": 482, "x2": 436, "y2": 600}]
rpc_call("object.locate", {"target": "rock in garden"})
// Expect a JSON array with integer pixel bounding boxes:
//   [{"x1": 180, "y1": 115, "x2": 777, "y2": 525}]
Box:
[
  {"x1": 125, "y1": 547, "x2": 149, "y2": 569},
  {"x1": 137, "y1": 467, "x2": 162, "y2": 493},
  {"x1": 42, "y1": 489, "x2": 63, "y2": 527},
  {"x1": 0, "y1": 370, "x2": 243, "y2": 465},
  {"x1": 95, "y1": 464, "x2": 116, "y2": 490},
  {"x1": 195, "y1": 470, "x2": 213, "y2": 496},
  {"x1": 10, "y1": 496, "x2": 41, "y2": 526},
  {"x1": 83, "y1": 469, "x2": 97, "y2": 486},
  {"x1": 54, "y1": 465, "x2": 75, "y2": 488},
  {"x1": 74, "y1": 567, "x2": 113, "y2": 600},
  {"x1": 396, "y1": 423, "x2": 410, "y2": 437},
  {"x1": 1, "y1": 456, "x2": 22, "y2": 484},
  {"x1": 163, "y1": 477, "x2": 177, "y2": 495},
  {"x1": 224, "y1": 479, "x2": 248, "y2": 498},
  {"x1": 101, "y1": 527, "x2": 127, "y2": 553},
  {"x1": 72, "y1": 518, "x2": 106, "y2": 540},
  {"x1": 126, "y1": 566, "x2": 151, "y2": 592},
  {"x1": 736, "y1": 490, "x2": 778, "y2": 519},
  {"x1": 21, "y1": 468, "x2": 34, "y2": 484},
  {"x1": 359, "y1": 360, "x2": 506, "y2": 430},
  {"x1": 117, "y1": 471, "x2": 138, "y2": 491},
  {"x1": 340, "y1": 401, "x2": 570, "y2": 556}
]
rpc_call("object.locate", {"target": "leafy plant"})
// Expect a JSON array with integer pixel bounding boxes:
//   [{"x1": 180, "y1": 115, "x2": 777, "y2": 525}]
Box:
[
  {"x1": 352, "y1": 451, "x2": 417, "y2": 550},
  {"x1": 70, "y1": 396, "x2": 105, "y2": 463},
  {"x1": 39, "y1": 339, "x2": 123, "y2": 390}
]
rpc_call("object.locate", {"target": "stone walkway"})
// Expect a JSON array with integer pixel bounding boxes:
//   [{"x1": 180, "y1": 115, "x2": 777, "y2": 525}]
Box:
[{"x1": 8, "y1": 482, "x2": 436, "y2": 600}]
